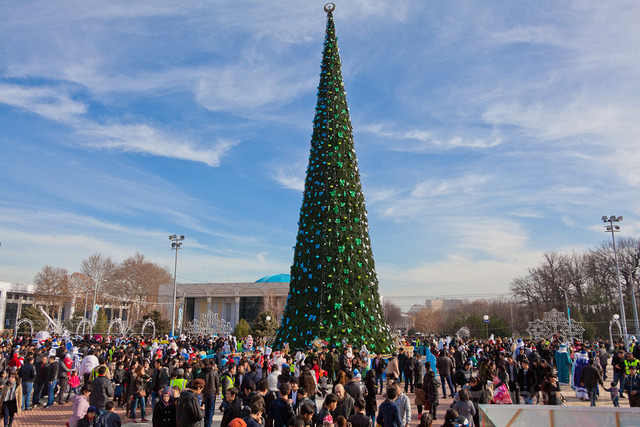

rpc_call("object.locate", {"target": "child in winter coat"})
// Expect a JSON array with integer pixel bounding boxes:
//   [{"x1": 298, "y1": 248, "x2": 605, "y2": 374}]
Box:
[
  {"x1": 414, "y1": 382, "x2": 427, "y2": 415},
  {"x1": 67, "y1": 369, "x2": 81, "y2": 401},
  {"x1": 425, "y1": 371, "x2": 440, "y2": 421}
]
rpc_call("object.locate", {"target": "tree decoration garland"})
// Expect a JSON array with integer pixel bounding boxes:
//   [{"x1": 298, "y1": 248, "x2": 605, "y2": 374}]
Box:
[{"x1": 274, "y1": 4, "x2": 392, "y2": 353}]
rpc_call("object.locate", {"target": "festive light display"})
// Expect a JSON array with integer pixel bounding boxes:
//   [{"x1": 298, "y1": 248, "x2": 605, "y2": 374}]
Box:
[{"x1": 274, "y1": 4, "x2": 392, "y2": 352}]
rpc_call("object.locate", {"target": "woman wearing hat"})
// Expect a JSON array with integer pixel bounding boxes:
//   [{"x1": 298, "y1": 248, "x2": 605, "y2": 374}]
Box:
[{"x1": 153, "y1": 386, "x2": 177, "y2": 427}]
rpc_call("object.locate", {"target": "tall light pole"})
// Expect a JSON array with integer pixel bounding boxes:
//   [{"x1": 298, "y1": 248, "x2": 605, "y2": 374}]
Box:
[
  {"x1": 169, "y1": 234, "x2": 185, "y2": 337},
  {"x1": 483, "y1": 315, "x2": 489, "y2": 339},
  {"x1": 603, "y1": 215, "x2": 629, "y2": 350}
]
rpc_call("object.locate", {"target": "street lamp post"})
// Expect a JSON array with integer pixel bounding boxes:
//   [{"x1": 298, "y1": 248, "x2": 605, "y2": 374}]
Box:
[
  {"x1": 169, "y1": 234, "x2": 185, "y2": 337},
  {"x1": 603, "y1": 215, "x2": 629, "y2": 350},
  {"x1": 483, "y1": 315, "x2": 489, "y2": 339}
]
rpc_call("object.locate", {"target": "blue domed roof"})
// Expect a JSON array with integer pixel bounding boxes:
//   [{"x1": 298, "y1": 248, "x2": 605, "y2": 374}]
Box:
[{"x1": 255, "y1": 274, "x2": 291, "y2": 283}]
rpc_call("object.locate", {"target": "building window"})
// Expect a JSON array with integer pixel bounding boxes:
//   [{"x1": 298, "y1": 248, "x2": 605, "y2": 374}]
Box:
[
  {"x1": 240, "y1": 297, "x2": 263, "y2": 324},
  {"x1": 5, "y1": 303, "x2": 18, "y2": 328},
  {"x1": 186, "y1": 298, "x2": 195, "y2": 323},
  {"x1": 225, "y1": 303, "x2": 232, "y2": 321}
]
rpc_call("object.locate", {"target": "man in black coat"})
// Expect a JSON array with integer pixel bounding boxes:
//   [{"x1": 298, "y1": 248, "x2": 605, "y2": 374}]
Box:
[
  {"x1": 452, "y1": 361, "x2": 472, "y2": 390},
  {"x1": 503, "y1": 354, "x2": 520, "y2": 404},
  {"x1": 89, "y1": 366, "x2": 114, "y2": 415},
  {"x1": 344, "y1": 371, "x2": 364, "y2": 402},
  {"x1": 198, "y1": 359, "x2": 221, "y2": 427},
  {"x1": 396, "y1": 349, "x2": 407, "y2": 384},
  {"x1": 177, "y1": 379, "x2": 206, "y2": 427},
  {"x1": 19, "y1": 356, "x2": 37, "y2": 411},
  {"x1": 516, "y1": 359, "x2": 537, "y2": 404},
  {"x1": 44, "y1": 355, "x2": 59, "y2": 408},
  {"x1": 580, "y1": 358, "x2": 603, "y2": 407},
  {"x1": 294, "y1": 386, "x2": 317, "y2": 415},
  {"x1": 435, "y1": 350, "x2": 454, "y2": 398},
  {"x1": 338, "y1": 348, "x2": 352, "y2": 373},
  {"x1": 220, "y1": 387, "x2": 243, "y2": 427},
  {"x1": 151, "y1": 358, "x2": 170, "y2": 408},
  {"x1": 402, "y1": 353, "x2": 415, "y2": 393},
  {"x1": 333, "y1": 384, "x2": 355, "y2": 420},
  {"x1": 32, "y1": 357, "x2": 47, "y2": 407},
  {"x1": 323, "y1": 349, "x2": 336, "y2": 383}
]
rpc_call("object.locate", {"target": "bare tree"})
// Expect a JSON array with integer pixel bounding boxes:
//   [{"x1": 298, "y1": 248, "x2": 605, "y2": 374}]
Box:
[
  {"x1": 413, "y1": 308, "x2": 442, "y2": 333},
  {"x1": 114, "y1": 253, "x2": 171, "y2": 322},
  {"x1": 383, "y1": 300, "x2": 403, "y2": 331},
  {"x1": 263, "y1": 289, "x2": 286, "y2": 324},
  {"x1": 80, "y1": 253, "x2": 116, "y2": 303},
  {"x1": 68, "y1": 272, "x2": 93, "y2": 317},
  {"x1": 33, "y1": 265, "x2": 69, "y2": 318}
]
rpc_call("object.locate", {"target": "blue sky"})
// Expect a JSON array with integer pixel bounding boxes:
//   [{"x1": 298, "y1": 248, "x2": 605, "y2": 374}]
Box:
[{"x1": 1, "y1": 1, "x2": 639, "y2": 307}]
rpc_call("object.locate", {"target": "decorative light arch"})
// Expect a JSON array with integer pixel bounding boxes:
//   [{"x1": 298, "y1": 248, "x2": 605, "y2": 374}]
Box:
[
  {"x1": 141, "y1": 318, "x2": 156, "y2": 337},
  {"x1": 75, "y1": 318, "x2": 92, "y2": 338},
  {"x1": 15, "y1": 318, "x2": 34, "y2": 337},
  {"x1": 108, "y1": 318, "x2": 128, "y2": 337},
  {"x1": 610, "y1": 315, "x2": 623, "y2": 346}
]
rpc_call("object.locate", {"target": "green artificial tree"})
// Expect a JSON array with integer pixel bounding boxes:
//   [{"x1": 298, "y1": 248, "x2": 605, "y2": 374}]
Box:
[
  {"x1": 234, "y1": 319, "x2": 251, "y2": 338},
  {"x1": 252, "y1": 312, "x2": 279, "y2": 338},
  {"x1": 274, "y1": 5, "x2": 392, "y2": 353}
]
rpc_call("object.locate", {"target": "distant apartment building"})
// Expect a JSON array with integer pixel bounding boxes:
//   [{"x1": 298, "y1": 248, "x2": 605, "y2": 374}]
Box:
[
  {"x1": 408, "y1": 304, "x2": 425, "y2": 316},
  {"x1": 425, "y1": 298, "x2": 462, "y2": 312}
]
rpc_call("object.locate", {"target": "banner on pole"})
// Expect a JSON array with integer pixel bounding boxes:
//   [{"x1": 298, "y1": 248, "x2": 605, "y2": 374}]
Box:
[
  {"x1": 92, "y1": 304, "x2": 99, "y2": 325},
  {"x1": 177, "y1": 308, "x2": 183, "y2": 331}
]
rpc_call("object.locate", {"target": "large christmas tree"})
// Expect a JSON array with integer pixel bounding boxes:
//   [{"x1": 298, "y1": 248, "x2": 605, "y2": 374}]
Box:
[{"x1": 274, "y1": 4, "x2": 392, "y2": 353}]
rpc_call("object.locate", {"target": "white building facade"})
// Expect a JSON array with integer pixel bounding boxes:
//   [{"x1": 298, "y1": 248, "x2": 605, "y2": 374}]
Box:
[
  {"x1": 157, "y1": 274, "x2": 290, "y2": 329},
  {"x1": 0, "y1": 281, "x2": 36, "y2": 331}
]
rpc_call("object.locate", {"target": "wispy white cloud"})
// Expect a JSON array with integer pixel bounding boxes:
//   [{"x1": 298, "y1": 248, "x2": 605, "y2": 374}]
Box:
[
  {"x1": 359, "y1": 122, "x2": 503, "y2": 152},
  {"x1": 0, "y1": 83, "x2": 86, "y2": 123},
  {"x1": 508, "y1": 208, "x2": 542, "y2": 219},
  {"x1": 195, "y1": 63, "x2": 315, "y2": 113},
  {"x1": 0, "y1": 82, "x2": 238, "y2": 167},
  {"x1": 78, "y1": 123, "x2": 237, "y2": 167},
  {"x1": 411, "y1": 174, "x2": 491, "y2": 198},
  {"x1": 271, "y1": 164, "x2": 305, "y2": 191}
]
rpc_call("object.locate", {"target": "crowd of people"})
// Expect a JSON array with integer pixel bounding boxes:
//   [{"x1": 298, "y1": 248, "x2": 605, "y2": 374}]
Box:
[{"x1": 0, "y1": 333, "x2": 638, "y2": 427}]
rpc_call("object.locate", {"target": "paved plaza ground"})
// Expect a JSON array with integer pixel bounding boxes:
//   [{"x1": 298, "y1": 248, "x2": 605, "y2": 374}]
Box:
[{"x1": 11, "y1": 363, "x2": 628, "y2": 427}]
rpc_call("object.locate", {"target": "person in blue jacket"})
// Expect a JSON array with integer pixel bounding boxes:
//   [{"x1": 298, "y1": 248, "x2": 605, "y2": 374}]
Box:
[{"x1": 376, "y1": 387, "x2": 403, "y2": 427}]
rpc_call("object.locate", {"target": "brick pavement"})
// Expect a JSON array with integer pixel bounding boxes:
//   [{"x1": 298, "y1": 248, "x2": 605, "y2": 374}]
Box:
[{"x1": 12, "y1": 400, "x2": 128, "y2": 427}]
